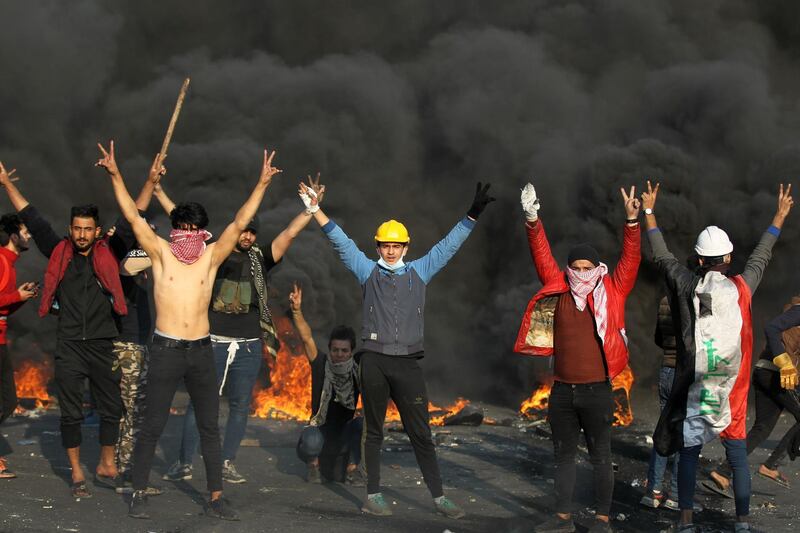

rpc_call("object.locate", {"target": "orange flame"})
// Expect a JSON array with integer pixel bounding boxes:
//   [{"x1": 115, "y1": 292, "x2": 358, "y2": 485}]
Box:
[
  {"x1": 430, "y1": 397, "x2": 471, "y2": 426},
  {"x1": 250, "y1": 315, "x2": 312, "y2": 420},
  {"x1": 610, "y1": 365, "x2": 635, "y2": 427},
  {"x1": 519, "y1": 381, "x2": 553, "y2": 416},
  {"x1": 14, "y1": 359, "x2": 54, "y2": 410}
]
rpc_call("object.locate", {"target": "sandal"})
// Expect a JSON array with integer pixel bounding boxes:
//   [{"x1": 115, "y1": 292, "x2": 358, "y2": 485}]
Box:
[
  {"x1": 0, "y1": 457, "x2": 16, "y2": 479},
  {"x1": 701, "y1": 479, "x2": 734, "y2": 499},
  {"x1": 757, "y1": 469, "x2": 791, "y2": 489},
  {"x1": 71, "y1": 480, "x2": 92, "y2": 498},
  {"x1": 93, "y1": 473, "x2": 120, "y2": 490}
]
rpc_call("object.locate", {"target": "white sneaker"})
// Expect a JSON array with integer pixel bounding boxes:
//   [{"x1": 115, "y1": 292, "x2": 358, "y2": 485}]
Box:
[{"x1": 222, "y1": 460, "x2": 246, "y2": 484}]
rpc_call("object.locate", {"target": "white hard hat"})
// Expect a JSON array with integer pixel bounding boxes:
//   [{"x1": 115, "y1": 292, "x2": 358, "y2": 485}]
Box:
[{"x1": 694, "y1": 226, "x2": 733, "y2": 257}]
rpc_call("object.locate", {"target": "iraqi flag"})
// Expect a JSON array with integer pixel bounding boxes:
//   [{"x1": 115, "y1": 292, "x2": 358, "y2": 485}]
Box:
[{"x1": 684, "y1": 272, "x2": 753, "y2": 445}]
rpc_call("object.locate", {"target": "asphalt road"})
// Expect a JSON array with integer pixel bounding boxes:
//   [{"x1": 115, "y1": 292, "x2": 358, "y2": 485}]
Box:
[{"x1": 0, "y1": 394, "x2": 798, "y2": 533}]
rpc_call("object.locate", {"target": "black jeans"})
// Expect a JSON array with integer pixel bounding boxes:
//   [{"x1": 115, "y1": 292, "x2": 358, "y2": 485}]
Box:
[
  {"x1": 718, "y1": 367, "x2": 800, "y2": 476},
  {"x1": 54, "y1": 339, "x2": 122, "y2": 449},
  {"x1": 548, "y1": 380, "x2": 615, "y2": 516},
  {"x1": 360, "y1": 351, "x2": 443, "y2": 497},
  {"x1": 131, "y1": 338, "x2": 223, "y2": 492},
  {"x1": 0, "y1": 344, "x2": 18, "y2": 456}
]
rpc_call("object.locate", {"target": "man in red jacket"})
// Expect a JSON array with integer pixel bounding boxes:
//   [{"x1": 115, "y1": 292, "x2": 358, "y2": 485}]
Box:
[
  {"x1": 0, "y1": 160, "x2": 154, "y2": 498},
  {"x1": 0, "y1": 206, "x2": 38, "y2": 479},
  {"x1": 515, "y1": 183, "x2": 641, "y2": 533}
]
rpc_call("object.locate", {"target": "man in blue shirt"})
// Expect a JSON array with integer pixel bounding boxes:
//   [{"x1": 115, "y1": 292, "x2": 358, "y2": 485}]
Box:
[{"x1": 300, "y1": 181, "x2": 493, "y2": 519}]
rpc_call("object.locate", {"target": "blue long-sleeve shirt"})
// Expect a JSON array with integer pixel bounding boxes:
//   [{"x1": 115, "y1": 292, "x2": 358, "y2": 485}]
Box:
[
  {"x1": 321, "y1": 217, "x2": 475, "y2": 285},
  {"x1": 321, "y1": 216, "x2": 475, "y2": 356}
]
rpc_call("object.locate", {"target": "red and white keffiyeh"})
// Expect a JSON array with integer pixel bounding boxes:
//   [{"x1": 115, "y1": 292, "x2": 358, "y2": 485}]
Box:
[
  {"x1": 169, "y1": 229, "x2": 212, "y2": 264},
  {"x1": 566, "y1": 262, "x2": 609, "y2": 340}
]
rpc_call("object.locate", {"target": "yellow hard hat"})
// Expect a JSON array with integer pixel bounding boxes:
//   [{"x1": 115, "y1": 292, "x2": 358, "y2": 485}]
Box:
[{"x1": 374, "y1": 220, "x2": 410, "y2": 244}]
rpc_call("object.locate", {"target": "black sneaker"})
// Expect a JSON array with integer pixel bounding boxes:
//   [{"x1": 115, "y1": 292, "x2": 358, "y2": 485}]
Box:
[
  {"x1": 128, "y1": 490, "x2": 150, "y2": 519},
  {"x1": 205, "y1": 497, "x2": 240, "y2": 521}
]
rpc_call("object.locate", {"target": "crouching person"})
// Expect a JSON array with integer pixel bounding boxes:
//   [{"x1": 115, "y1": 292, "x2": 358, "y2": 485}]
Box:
[{"x1": 290, "y1": 283, "x2": 364, "y2": 485}]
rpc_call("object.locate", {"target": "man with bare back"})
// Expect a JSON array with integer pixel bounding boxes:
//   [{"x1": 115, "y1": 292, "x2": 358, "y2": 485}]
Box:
[{"x1": 96, "y1": 141, "x2": 280, "y2": 520}]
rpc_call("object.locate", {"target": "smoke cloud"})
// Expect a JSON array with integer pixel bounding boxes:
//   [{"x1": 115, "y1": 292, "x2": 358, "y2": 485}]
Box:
[{"x1": 2, "y1": 1, "x2": 800, "y2": 406}]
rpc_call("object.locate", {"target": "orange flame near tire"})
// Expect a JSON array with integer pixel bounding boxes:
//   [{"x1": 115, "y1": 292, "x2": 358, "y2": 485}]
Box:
[{"x1": 14, "y1": 359, "x2": 54, "y2": 410}]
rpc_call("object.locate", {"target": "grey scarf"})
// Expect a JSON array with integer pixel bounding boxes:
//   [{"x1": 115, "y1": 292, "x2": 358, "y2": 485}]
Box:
[{"x1": 310, "y1": 357, "x2": 357, "y2": 427}]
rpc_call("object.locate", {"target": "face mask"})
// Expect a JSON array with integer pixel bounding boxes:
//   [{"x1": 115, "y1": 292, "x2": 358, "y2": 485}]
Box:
[
  {"x1": 377, "y1": 257, "x2": 406, "y2": 271},
  {"x1": 169, "y1": 229, "x2": 212, "y2": 264}
]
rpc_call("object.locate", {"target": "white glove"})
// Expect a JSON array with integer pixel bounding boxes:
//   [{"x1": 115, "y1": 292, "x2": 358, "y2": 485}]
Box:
[
  {"x1": 299, "y1": 187, "x2": 319, "y2": 214},
  {"x1": 520, "y1": 183, "x2": 540, "y2": 221}
]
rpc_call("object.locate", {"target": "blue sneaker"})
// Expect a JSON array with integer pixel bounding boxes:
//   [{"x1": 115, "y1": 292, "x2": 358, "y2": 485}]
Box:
[{"x1": 361, "y1": 493, "x2": 392, "y2": 516}]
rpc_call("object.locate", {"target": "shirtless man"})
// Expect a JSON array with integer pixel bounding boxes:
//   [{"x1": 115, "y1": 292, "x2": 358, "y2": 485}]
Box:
[{"x1": 96, "y1": 141, "x2": 280, "y2": 520}]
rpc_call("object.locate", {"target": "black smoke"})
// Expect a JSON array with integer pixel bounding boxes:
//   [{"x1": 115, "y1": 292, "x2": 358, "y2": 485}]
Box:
[{"x1": 2, "y1": 1, "x2": 800, "y2": 407}]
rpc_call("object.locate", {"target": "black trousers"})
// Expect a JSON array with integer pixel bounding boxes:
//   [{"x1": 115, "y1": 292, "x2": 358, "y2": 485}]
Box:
[
  {"x1": 548, "y1": 380, "x2": 615, "y2": 516},
  {"x1": 54, "y1": 339, "x2": 121, "y2": 449},
  {"x1": 131, "y1": 340, "x2": 222, "y2": 492},
  {"x1": 719, "y1": 367, "x2": 800, "y2": 476},
  {"x1": 360, "y1": 351, "x2": 443, "y2": 497},
  {"x1": 0, "y1": 344, "x2": 18, "y2": 456}
]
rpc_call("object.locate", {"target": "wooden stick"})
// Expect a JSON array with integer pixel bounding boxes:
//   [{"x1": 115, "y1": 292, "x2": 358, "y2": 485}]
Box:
[{"x1": 158, "y1": 77, "x2": 191, "y2": 162}]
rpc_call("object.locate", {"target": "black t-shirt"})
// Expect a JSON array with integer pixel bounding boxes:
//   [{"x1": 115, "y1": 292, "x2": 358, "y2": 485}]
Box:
[
  {"x1": 208, "y1": 245, "x2": 278, "y2": 338},
  {"x1": 117, "y1": 273, "x2": 153, "y2": 345},
  {"x1": 310, "y1": 352, "x2": 359, "y2": 427},
  {"x1": 55, "y1": 252, "x2": 118, "y2": 340}
]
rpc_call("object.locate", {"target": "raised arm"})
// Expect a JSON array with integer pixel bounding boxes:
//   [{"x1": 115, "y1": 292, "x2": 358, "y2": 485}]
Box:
[
  {"x1": 134, "y1": 153, "x2": 166, "y2": 212},
  {"x1": 642, "y1": 181, "x2": 693, "y2": 291},
  {"x1": 741, "y1": 183, "x2": 793, "y2": 293},
  {"x1": 520, "y1": 183, "x2": 562, "y2": 285},
  {"x1": 410, "y1": 182, "x2": 493, "y2": 284},
  {"x1": 153, "y1": 183, "x2": 176, "y2": 215},
  {"x1": 108, "y1": 154, "x2": 167, "y2": 259},
  {"x1": 300, "y1": 181, "x2": 375, "y2": 284},
  {"x1": 212, "y1": 149, "x2": 280, "y2": 266},
  {"x1": 0, "y1": 162, "x2": 29, "y2": 212},
  {"x1": 289, "y1": 283, "x2": 318, "y2": 363},
  {"x1": 610, "y1": 185, "x2": 642, "y2": 295},
  {"x1": 96, "y1": 141, "x2": 161, "y2": 260},
  {"x1": 271, "y1": 174, "x2": 325, "y2": 262},
  {"x1": 1, "y1": 163, "x2": 62, "y2": 257}
]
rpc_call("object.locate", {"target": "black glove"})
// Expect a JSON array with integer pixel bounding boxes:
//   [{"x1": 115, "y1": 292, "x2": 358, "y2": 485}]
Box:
[{"x1": 467, "y1": 182, "x2": 496, "y2": 220}]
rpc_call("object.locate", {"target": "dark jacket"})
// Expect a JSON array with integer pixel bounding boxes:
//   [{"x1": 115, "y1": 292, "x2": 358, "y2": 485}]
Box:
[
  {"x1": 654, "y1": 295, "x2": 677, "y2": 368},
  {"x1": 762, "y1": 303, "x2": 800, "y2": 369},
  {"x1": 20, "y1": 205, "x2": 135, "y2": 339}
]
